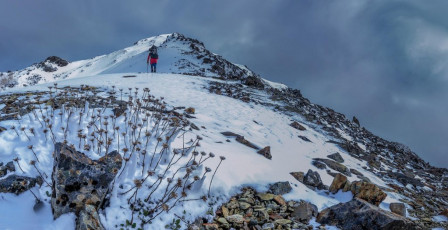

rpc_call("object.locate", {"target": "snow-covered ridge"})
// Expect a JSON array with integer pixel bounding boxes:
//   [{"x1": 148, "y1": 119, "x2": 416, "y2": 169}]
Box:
[{"x1": 0, "y1": 33, "x2": 260, "y2": 89}]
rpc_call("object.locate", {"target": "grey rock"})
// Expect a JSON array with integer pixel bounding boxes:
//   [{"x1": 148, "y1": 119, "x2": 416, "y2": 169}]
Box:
[
  {"x1": 51, "y1": 143, "x2": 122, "y2": 228},
  {"x1": 290, "y1": 172, "x2": 304, "y2": 183},
  {"x1": 269, "y1": 181, "x2": 292, "y2": 195},
  {"x1": 303, "y1": 169, "x2": 324, "y2": 189},
  {"x1": 298, "y1": 135, "x2": 312, "y2": 142},
  {"x1": 290, "y1": 121, "x2": 306, "y2": 131},
  {"x1": 257, "y1": 146, "x2": 272, "y2": 160},
  {"x1": 0, "y1": 175, "x2": 40, "y2": 195},
  {"x1": 327, "y1": 152, "x2": 344, "y2": 163},
  {"x1": 390, "y1": 203, "x2": 406, "y2": 216},
  {"x1": 313, "y1": 158, "x2": 351, "y2": 176},
  {"x1": 317, "y1": 198, "x2": 421, "y2": 230},
  {"x1": 312, "y1": 160, "x2": 327, "y2": 169},
  {"x1": 262, "y1": 223, "x2": 275, "y2": 230},
  {"x1": 76, "y1": 204, "x2": 105, "y2": 230},
  {"x1": 291, "y1": 200, "x2": 318, "y2": 223},
  {"x1": 0, "y1": 161, "x2": 15, "y2": 177}
]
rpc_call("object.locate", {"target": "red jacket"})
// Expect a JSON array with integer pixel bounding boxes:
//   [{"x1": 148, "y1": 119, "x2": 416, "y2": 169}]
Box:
[{"x1": 147, "y1": 53, "x2": 158, "y2": 64}]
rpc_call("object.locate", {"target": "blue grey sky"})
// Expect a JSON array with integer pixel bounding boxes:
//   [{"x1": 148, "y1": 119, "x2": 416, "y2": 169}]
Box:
[{"x1": 1, "y1": 0, "x2": 447, "y2": 168}]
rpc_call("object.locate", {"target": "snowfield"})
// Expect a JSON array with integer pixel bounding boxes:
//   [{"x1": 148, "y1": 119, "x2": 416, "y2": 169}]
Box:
[
  {"x1": 0, "y1": 33, "x2": 442, "y2": 230},
  {"x1": 0, "y1": 73, "x2": 403, "y2": 229}
]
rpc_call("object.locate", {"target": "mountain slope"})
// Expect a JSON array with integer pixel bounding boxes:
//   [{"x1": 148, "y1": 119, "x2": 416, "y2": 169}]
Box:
[
  {"x1": 1, "y1": 33, "x2": 260, "y2": 89},
  {"x1": 0, "y1": 33, "x2": 446, "y2": 230}
]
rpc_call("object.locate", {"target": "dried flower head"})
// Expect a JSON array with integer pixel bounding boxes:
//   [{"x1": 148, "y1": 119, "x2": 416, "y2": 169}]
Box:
[{"x1": 133, "y1": 179, "x2": 143, "y2": 188}]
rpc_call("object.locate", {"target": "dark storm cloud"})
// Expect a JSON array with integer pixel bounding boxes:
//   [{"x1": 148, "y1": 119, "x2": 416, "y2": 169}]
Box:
[{"x1": 0, "y1": 0, "x2": 447, "y2": 167}]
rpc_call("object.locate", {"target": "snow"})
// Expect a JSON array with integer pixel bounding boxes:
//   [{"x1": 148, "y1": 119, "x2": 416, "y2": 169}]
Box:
[
  {"x1": 0, "y1": 191, "x2": 75, "y2": 230},
  {"x1": 433, "y1": 215, "x2": 448, "y2": 222},
  {"x1": 0, "y1": 73, "x2": 401, "y2": 229},
  {"x1": 0, "y1": 34, "x2": 418, "y2": 229}
]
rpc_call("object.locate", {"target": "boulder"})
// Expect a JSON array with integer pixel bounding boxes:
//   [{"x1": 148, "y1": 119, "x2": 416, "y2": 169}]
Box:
[
  {"x1": 290, "y1": 121, "x2": 306, "y2": 131},
  {"x1": 0, "y1": 175, "x2": 41, "y2": 195},
  {"x1": 349, "y1": 168, "x2": 364, "y2": 177},
  {"x1": 313, "y1": 158, "x2": 351, "y2": 176},
  {"x1": 244, "y1": 76, "x2": 264, "y2": 89},
  {"x1": 298, "y1": 135, "x2": 312, "y2": 142},
  {"x1": 317, "y1": 198, "x2": 422, "y2": 230},
  {"x1": 349, "y1": 181, "x2": 387, "y2": 206},
  {"x1": 269, "y1": 181, "x2": 292, "y2": 195},
  {"x1": 51, "y1": 143, "x2": 122, "y2": 228},
  {"x1": 76, "y1": 204, "x2": 105, "y2": 230},
  {"x1": 289, "y1": 172, "x2": 304, "y2": 183},
  {"x1": 303, "y1": 169, "x2": 324, "y2": 189},
  {"x1": 291, "y1": 200, "x2": 318, "y2": 223},
  {"x1": 327, "y1": 152, "x2": 344, "y2": 163},
  {"x1": 329, "y1": 173, "x2": 348, "y2": 194},
  {"x1": 0, "y1": 161, "x2": 15, "y2": 177},
  {"x1": 390, "y1": 203, "x2": 406, "y2": 216},
  {"x1": 257, "y1": 146, "x2": 272, "y2": 160},
  {"x1": 311, "y1": 160, "x2": 326, "y2": 169}
]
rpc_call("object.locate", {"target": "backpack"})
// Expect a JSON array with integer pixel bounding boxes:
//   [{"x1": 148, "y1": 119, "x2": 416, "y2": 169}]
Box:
[
  {"x1": 151, "y1": 53, "x2": 158, "y2": 59},
  {"x1": 149, "y1": 46, "x2": 158, "y2": 54}
]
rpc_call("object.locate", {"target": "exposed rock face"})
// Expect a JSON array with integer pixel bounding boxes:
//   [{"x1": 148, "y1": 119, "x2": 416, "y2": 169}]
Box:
[
  {"x1": 51, "y1": 143, "x2": 122, "y2": 229},
  {"x1": 244, "y1": 76, "x2": 265, "y2": 89},
  {"x1": 317, "y1": 198, "x2": 422, "y2": 230},
  {"x1": 311, "y1": 160, "x2": 326, "y2": 169},
  {"x1": 0, "y1": 161, "x2": 15, "y2": 177},
  {"x1": 327, "y1": 152, "x2": 344, "y2": 163},
  {"x1": 208, "y1": 187, "x2": 317, "y2": 229},
  {"x1": 291, "y1": 200, "x2": 318, "y2": 223},
  {"x1": 303, "y1": 169, "x2": 325, "y2": 189},
  {"x1": 290, "y1": 121, "x2": 306, "y2": 131},
  {"x1": 348, "y1": 181, "x2": 387, "y2": 206},
  {"x1": 269, "y1": 181, "x2": 292, "y2": 195},
  {"x1": 390, "y1": 203, "x2": 406, "y2": 216},
  {"x1": 45, "y1": 56, "x2": 69, "y2": 67},
  {"x1": 313, "y1": 158, "x2": 351, "y2": 176},
  {"x1": 0, "y1": 175, "x2": 41, "y2": 194},
  {"x1": 329, "y1": 173, "x2": 348, "y2": 194},
  {"x1": 257, "y1": 146, "x2": 272, "y2": 160},
  {"x1": 77, "y1": 204, "x2": 105, "y2": 230},
  {"x1": 289, "y1": 172, "x2": 304, "y2": 183}
]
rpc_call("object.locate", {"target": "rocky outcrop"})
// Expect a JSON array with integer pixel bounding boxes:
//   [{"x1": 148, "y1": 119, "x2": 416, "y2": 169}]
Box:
[
  {"x1": 51, "y1": 143, "x2": 122, "y2": 229},
  {"x1": 206, "y1": 187, "x2": 317, "y2": 229},
  {"x1": 257, "y1": 146, "x2": 272, "y2": 160},
  {"x1": 290, "y1": 121, "x2": 306, "y2": 131},
  {"x1": 390, "y1": 203, "x2": 406, "y2": 216},
  {"x1": 313, "y1": 158, "x2": 351, "y2": 176},
  {"x1": 329, "y1": 173, "x2": 348, "y2": 194},
  {"x1": 317, "y1": 198, "x2": 422, "y2": 230},
  {"x1": 328, "y1": 174, "x2": 387, "y2": 206},
  {"x1": 269, "y1": 181, "x2": 292, "y2": 195},
  {"x1": 348, "y1": 181, "x2": 387, "y2": 206},
  {"x1": 303, "y1": 169, "x2": 326, "y2": 190},
  {"x1": 0, "y1": 161, "x2": 15, "y2": 177},
  {"x1": 0, "y1": 175, "x2": 41, "y2": 194},
  {"x1": 327, "y1": 152, "x2": 344, "y2": 163},
  {"x1": 289, "y1": 172, "x2": 304, "y2": 183}
]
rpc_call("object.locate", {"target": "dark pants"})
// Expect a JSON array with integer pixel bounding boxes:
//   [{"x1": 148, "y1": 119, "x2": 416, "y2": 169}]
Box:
[{"x1": 151, "y1": 63, "x2": 157, "y2": 73}]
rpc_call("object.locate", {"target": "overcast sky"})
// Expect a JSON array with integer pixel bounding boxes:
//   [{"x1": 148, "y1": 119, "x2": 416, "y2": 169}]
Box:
[{"x1": 1, "y1": 0, "x2": 447, "y2": 168}]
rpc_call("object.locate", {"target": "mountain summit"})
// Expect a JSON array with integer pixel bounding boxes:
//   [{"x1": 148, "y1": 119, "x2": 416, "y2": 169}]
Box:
[
  {"x1": 0, "y1": 33, "x2": 446, "y2": 229},
  {"x1": 1, "y1": 33, "x2": 264, "y2": 88}
]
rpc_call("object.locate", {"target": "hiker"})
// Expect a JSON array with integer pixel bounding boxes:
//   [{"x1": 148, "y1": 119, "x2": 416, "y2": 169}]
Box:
[{"x1": 147, "y1": 46, "x2": 159, "y2": 73}]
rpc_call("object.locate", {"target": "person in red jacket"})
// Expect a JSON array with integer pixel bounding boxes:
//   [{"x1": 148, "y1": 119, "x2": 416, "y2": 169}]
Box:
[{"x1": 147, "y1": 46, "x2": 159, "y2": 73}]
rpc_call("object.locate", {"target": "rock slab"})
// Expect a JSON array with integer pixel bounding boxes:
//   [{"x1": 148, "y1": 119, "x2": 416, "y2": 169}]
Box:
[
  {"x1": 317, "y1": 198, "x2": 422, "y2": 230},
  {"x1": 51, "y1": 143, "x2": 122, "y2": 229}
]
